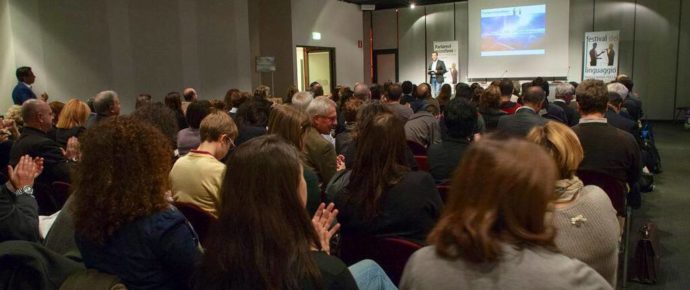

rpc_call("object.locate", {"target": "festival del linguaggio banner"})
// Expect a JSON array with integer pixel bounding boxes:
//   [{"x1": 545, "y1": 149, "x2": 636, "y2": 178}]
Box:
[
  {"x1": 583, "y1": 30, "x2": 619, "y2": 82},
  {"x1": 433, "y1": 41, "x2": 460, "y2": 85}
]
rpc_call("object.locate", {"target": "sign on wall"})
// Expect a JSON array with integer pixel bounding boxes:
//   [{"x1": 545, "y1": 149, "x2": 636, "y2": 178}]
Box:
[
  {"x1": 433, "y1": 41, "x2": 460, "y2": 85},
  {"x1": 582, "y1": 31, "x2": 619, "y2": 82}
]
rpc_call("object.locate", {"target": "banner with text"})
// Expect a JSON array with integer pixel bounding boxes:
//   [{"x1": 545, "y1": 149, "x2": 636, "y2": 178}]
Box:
[
  {"x1": 583, "y1": 31, "x2": 619, "y2": 82},
  {"x1": 433, "y1": 41, "x2": 460, "y2": 85}
]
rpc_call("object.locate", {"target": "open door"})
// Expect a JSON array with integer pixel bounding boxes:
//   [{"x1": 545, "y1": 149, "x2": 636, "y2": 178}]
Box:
[{"x1": 296, "y1": 46, "x2": 336, "y2": 95}]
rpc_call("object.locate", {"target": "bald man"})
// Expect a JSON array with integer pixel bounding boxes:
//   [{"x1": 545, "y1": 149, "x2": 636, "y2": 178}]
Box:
[
  {"x1": 182, "y1": 88, "x2": 198, "y2": 114},
  {"x1": 9, "y1": 100, "x2": 79, "y2": 185}
]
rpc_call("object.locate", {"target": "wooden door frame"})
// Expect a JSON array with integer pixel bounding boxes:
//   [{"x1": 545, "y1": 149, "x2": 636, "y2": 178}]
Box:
[
  {"x1": 373, "y1": 49, "x2": 399, "y2": 84},
  {"x1": 299, "y1": 46, "x2": 337, "y2": 94}
]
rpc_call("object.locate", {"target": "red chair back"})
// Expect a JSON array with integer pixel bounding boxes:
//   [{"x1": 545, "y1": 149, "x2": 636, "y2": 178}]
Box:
[
  {"x1": 339, "y1": 235, "x2": 422, "y2": 285},
  {"x1": 414, "y1": 155, "x2": 429, "y2": 172},
  {"x1": 407, "y1": 140, "x2": 427, "y2": 156},
  {"x1": 577, "y1": 170, "x2": 627, "y2": 216},
  {"x1": 174, "y1": 202, "x2": 217, "y2": 247}
]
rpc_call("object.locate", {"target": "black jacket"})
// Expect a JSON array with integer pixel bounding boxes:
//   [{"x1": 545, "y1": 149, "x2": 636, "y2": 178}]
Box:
[
  {"x1": 0, "y1": 184, "x2": 40, "y2": 243},
  {"x1": 553, "y1": 100, "x2": 580, "y2": 126},
  {"x1": 497, "y1": 107, "x2": 547, "y2": 137},
  {"x1": 427, "y1": 60, "x2": 448, "y2": 83},
  {"x1": 427, "y1": 137, "x2": 471, "y2": 184},
  {"x1": 606, "y1": 108, "x2": 637, "y2": 136},
  {"x1": 9, "y1": 127, "x2": 71, "y2": 185}
]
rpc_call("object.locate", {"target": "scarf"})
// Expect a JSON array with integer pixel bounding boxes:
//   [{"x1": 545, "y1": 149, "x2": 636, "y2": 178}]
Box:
[{"x1": 554, "y1": 176, "x2": 584, "y2": 203}]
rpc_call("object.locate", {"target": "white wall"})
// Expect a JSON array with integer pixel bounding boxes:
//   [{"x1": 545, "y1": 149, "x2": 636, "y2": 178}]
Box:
[
  {"x1": 2, "y1": 0, "x2": 252, "y2": 114},
  {"x1": 292, "y1": 0, "x2": 364, "y2": 89},
  {"x1": 0, "y1": 0, "x2": 15, "y2": 112}
]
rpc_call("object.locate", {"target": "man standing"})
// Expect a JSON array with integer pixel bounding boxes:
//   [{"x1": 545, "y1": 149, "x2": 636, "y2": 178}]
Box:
[
  {"x1": 427, "y1": 52, "x2": 447, "y2": 97},
  {"x1": 589, "y1": 43, "x2": 605, "y2": 66},
  {"x1": 12, "y1": 67, "x2": 37, "y2": 105}
]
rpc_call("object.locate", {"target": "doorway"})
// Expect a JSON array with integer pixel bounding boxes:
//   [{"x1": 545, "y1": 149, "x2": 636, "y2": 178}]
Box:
[
  {"x1": 373, "y1": 49, "x2": 398, "y2": 84},
  {"x1": 296, "y1": 46, "x2": 336, "y2": 95}
]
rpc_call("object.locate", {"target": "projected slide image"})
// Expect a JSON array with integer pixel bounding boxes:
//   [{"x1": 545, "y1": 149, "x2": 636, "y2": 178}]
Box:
[{"x1": 480, "y1": 4, "x2": 546, "y2": 57}]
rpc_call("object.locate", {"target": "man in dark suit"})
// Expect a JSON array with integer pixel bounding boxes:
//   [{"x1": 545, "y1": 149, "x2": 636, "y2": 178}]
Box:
[
  {"x1": 606, "y1": 92, "x2": 637, "y2": 137},
  {"x1": 615, "y1": 78, "x2": 643, "y2": 122},
  {"x1": 497, "y1": 86, "x2": 547, "y2": 137},
  {"x1": 553, "y1": 83, "x2": 580, "y2": 126},
  {"x1": 11, "y1": 67, "x2": 37, "y2": 105},
  {"x1": 86, "y1": 90, "x2": 121, "y2": 128},
  {"x1": 9, "y1": 100, "x2": 78, "y2": 186},
  {"x1": 427, "y1": 52, "x2": 447, "y2": 97}
]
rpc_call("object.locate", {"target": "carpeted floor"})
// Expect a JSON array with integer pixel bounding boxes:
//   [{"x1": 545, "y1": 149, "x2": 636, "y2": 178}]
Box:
[{"x1": 625, "y1": 122, "x2": 690, "y2": 290}]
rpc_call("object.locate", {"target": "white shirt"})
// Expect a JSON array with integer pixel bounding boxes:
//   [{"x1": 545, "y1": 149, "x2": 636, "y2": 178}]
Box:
[{"x1": 431, "y1": 60, "x2": 438, "y2": 71}]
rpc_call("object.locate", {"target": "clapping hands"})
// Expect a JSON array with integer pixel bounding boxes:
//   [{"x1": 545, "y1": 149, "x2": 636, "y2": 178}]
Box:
[
  {"x1": 7, "y1": 155, "x2": 44, "y2": 189},
  {"x1": 312, "y1": 202, "x2": 341, "y2": 254}
]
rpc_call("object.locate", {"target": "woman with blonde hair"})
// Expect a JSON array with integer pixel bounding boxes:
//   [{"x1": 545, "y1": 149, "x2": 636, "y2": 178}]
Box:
[
  {"x1": 400, "y1": 136, "x2": 611, "y2": 290},
  {"x1": 54, "y1": 99, "x2": 91, "y2": 147},
  {"x1": 526, "y1": 121, "x2": 620, "y2": 287}
]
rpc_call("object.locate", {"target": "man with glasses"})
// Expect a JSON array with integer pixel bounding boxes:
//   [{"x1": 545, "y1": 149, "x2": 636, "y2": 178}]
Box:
[
  {"x1": 170, "y1": 111, "x2": 238, "y2": 218},
  {"x1": 305, "y1": 96, "x2": 338, "y2": 187}
]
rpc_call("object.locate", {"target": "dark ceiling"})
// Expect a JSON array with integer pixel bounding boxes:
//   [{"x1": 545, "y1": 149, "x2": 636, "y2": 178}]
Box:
[{"x1": 342, "y1": 0, "x2": 466, "y2": 10}]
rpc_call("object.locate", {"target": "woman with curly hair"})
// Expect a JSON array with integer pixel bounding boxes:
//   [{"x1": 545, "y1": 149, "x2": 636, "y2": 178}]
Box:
[{"x1": 72, "y1": 117, "x2": 201, "y2": 290}]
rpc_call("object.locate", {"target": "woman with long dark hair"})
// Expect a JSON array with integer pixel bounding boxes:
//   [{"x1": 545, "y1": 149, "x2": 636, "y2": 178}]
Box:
[
  {"x1": 193, "y1": 135, "x2": 395, "y2": 290},
  {"x1": 400, "y1": 137, "x2": 611, "y2": 290},
  {"x1": 329, "y1": 112, "x2": 442, "y2": 244},
  {"x1": 165, "y1": 91, "x2": 189, "y2": 130},
  {"x1": 72, "y1": 117, "x2": 201, "y2": 290}
]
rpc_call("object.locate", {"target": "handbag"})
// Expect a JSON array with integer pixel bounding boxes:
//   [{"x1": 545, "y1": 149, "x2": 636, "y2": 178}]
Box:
[{"x1": 629, "y1": 223, "x2": 660, "y2": 284}]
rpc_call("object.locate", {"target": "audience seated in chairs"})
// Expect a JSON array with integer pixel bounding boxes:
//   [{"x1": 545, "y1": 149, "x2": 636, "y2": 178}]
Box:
[
  {"x1": 192, "y1": 135, "x2": 395, "y2": 290},
  {"x1": 382, "y1": 83, "x2": 413, "y2": 122},
  {"x1": 304, "y1": 96, "x2": 339, "y2": 186},
  {"x1": 477, "y1": 84, "x2": 506, "y2": 132},
  {"x1": 86, "y1": 90, "x2": 121, "y2": 129},
  {"x1": 234, "y1": 96, "x2": 271, "y2": 146},
  {"x1": 335, "y1": 97, "x2": 363, "y2": 156},
  {"x1": 328, "y1": 111, "x2": 442, "y2": 244},
  {"x1": 53, "y1": 99, "x2": 90, "y2": 148},
  {"x1": 165, "y1": 91, "x2": 189, "y2": 132},
  {"x1": 170, "y1": 111, "x2": 238, "y2": 218},
  {"x1": 553, "y1": 83, "x2": 581, "y2": 126},
  {"x1": 267, "y1": 105, "x2": 325, "y2": 216},
  {"x1": 497, "y1": 86, "x2": 547, "y2": 137},
  {"x1": 498, "y1": 78, "x2": 522, "y2": 115},
  {"x1": 177, "y1": 100, "x2": 212, "y2": 156},
  {"x1": 405, "y1": 85, "x2": 441, "y2": 147},
  {"x1": 527, "y1": 122, "x2": 620, "y2": 287},
  {"x1": 427, "y1": 98, "x2": 477, "y2": 184},
  {"x1": 72, "y1": 117, "x2": 202, "y2": 290},
  {"x1": 400, "y1": 136, "x2": 612, "y2": 290}
]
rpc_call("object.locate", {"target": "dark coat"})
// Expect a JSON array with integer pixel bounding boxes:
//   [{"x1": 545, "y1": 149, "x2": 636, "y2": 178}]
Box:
[
  {"x1": 0, "y1": 185, "x2": 40, "y2": 243},
  {"x1": 9, "y1": 127, "x2": 71, "y2": 185},
  {"x1": 553, "y1": 100, "x2": 580, "y2": 126},
  {"x1": 496, "y1": 107, "x2": 547, "y2": 137},
  {"x1": 428, "y1": 60, "x2": 448, "y2": 83}
]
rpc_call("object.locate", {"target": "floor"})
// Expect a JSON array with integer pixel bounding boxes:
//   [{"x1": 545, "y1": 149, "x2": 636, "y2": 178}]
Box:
[{"x1": 625, "y1": 122, "x2": 690, "y2": 290}]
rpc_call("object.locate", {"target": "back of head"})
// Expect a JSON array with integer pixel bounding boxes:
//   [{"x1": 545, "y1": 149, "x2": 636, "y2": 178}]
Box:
[
  {"x1": 608, "y1": 91, "x2": 623, "y2": 107},
  {"x1": 576, "y1": 79, "x2": 608, "y2": 115},
  {"x1": 15, "y1": 66, "x2": 32, "y2": 82},
  {"x1": 370, "y1": 84, "x2": 382, "y2": 100},
  {"x1": 520, "y1": 82, "x2": 532, "y2": 97},
  {"x1": 131, "y1": 102, "x2": 178, "y2": 147},
  {"x1": 454, "y1": 83, "x2": 472, "y2": 100},
  {"x1": 526, "y1": 122, "x2": 584, "y2": 180},
  {"x1": 606, "y1": 82, "x2": 629, "y2": 99},
  {"x1": 343, "y1": 97, "x2": 364, "y2": 124},
  {"x1": 305, "y1": 96, "x2": 336, "y2": 119},
  {"x1": 136, "y1": 94, "x2": 152, "y2": 109},
  {"x1": 254, "y1": 85, "x2": 271, "y2": 100},
  {"x1": 198, "y1": 135, "x2": 320, "y2": 289},
  {"x1": 523, "y1": 86, "x2": 546, "y2": 107},
  {"x1": 479, "y1": 85, "x2": 502, "y2": 111},
  {"x1": 617, "y1": 78, "x2": 634, "y2": 93},
  {"x1": 267, "y1": 105, "x2": 310, "y2": 149},
  {"x1": 354, "y1": 102, "x2": 390, "y2": 140},
  {"x1": 428, "y1": 136, "x2": 557, "y2": 263},
  {"x1": 353, "y1": 83, "x2": 370, "y2": 101},
  {"x1": 236, "y1": 98, "x2": 272, "y2": 127},
  {"x1": 284, "y1": 86, "x2": 298, "y2": 104},
  {"x1": 401, "y1": 81, "x2": 414, "y2": 95},
  {"x1": 291, "y1": 91, "x2": 314, "y2": 111},
  {"x1": 49, "y1": 101, "x2": 65, "y2": 122},
  {"x1": 532, "y1": 77, "x2": 549, "y2": 96},
  {"x1": 72, "y1": 117, "x2": 171, "y2": 244},
  {"x1": 416, "y1": 83, "x2": 432, "y2": 100},
  {"x1": 57, "y1": 99, "x2": 91, "y2": 129},
  {"x1": 347, "y1": 112, "x2": 409, "y2": 220},
  {"x1": 555, "y1": 83, "x2": 575, "y2": 100},
  {"x1": 224, "y1": 89, "x2": 241, "y2": 110},
  {"x1": 186, "y1": 101, "x2": 212, "y2": 129},
  {"x1": 386, "y1": 83, "x2": 403, "y2": 102},
  {"x1": 444, "y1": 98, "x2": 478, "y2": 139},
  {"x1": 93, "y1": 90, "x2": 119, "y2": 116},
  {"x1": 21, "y1": 99, "x2": 48, "y2": 127},
  {"x1": 165, "y1": 92, "x2": 183, "y2": 111},
  {"x1": 200, "y1": 111, "x2": 238, "y2": 143},
  {"x1": 183, "y1": 88, "x2": 197, "y2": 102},
  {"x1": 499, "y1": 78, "x2": 514, "y2": 97}
]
